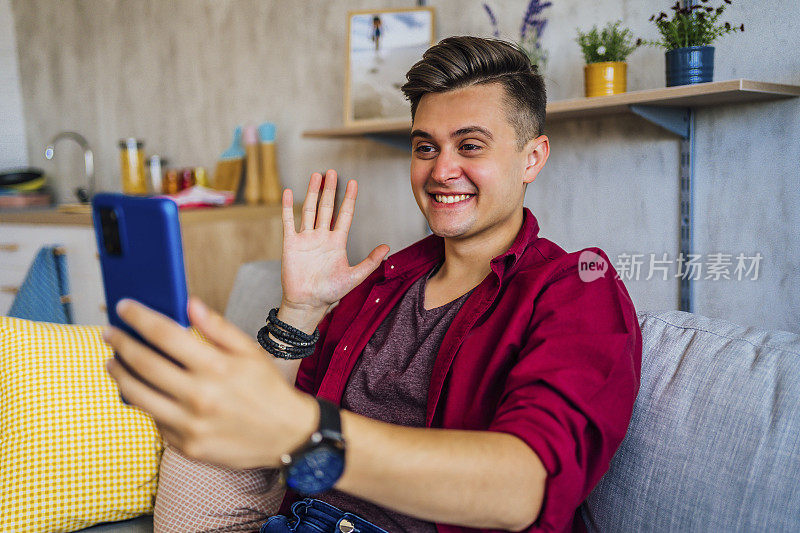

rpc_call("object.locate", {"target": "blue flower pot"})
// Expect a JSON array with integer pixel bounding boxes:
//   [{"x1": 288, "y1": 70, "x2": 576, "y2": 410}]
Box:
[{"x1": 665, "y1": 46, "x2": 714, "y2": 87}]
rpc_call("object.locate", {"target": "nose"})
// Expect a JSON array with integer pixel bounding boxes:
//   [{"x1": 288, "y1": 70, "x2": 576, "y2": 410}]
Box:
[{"x1": 430, "y1": 149, "x2": 461, "y2": 183}]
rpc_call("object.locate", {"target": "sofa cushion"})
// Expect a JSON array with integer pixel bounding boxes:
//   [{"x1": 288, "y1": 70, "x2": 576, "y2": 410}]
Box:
[
  {"x1": 581, "y1": 311, "x2": 800, "y2": 532},
  {"x1": 0, "y1": 317, "x2": 162, "y2": 533}
]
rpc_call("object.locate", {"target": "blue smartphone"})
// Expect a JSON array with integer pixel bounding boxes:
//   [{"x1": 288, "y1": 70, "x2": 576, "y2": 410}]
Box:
[{"x1": 92, "y1": 193, "x2": 189, "y2": 378}]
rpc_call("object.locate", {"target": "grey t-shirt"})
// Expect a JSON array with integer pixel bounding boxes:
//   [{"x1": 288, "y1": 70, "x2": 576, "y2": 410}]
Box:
[{"x1": 317, "y1": 262, "x2": 474, "y2": 532}]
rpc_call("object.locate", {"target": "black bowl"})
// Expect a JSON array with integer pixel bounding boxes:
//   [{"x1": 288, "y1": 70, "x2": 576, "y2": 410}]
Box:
[{"x1": 0, "y1": 168, "x2": 45, "y2": 186}]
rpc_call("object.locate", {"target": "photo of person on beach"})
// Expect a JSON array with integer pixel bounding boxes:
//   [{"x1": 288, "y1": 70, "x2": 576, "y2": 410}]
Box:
[
  {"x1": 371, "y1": 15, "x2": 382, "y2": 54},
  {"x1": 347, "y1": 8, "x2": 434, "y2": 123}
]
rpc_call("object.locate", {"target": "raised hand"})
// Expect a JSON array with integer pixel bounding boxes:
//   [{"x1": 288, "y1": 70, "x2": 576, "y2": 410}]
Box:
[{"x1": 279, "y1": 170, "x2": 389, "y2": 327}]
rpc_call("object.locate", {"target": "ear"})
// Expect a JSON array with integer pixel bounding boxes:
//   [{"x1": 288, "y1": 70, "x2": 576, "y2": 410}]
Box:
[{"x1": 522, "y1": 135, "x2": 549, "y2": 185}]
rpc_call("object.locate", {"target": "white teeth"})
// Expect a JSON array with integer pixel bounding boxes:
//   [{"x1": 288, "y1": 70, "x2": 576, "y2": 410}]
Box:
[{"x1": 434, "y1": 194, "x2": 472, "y2": 204}]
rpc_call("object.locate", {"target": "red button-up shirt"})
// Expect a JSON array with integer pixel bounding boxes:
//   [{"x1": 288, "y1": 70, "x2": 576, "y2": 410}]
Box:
[{"x1": 282, "y1": 208, "x2": 642, "y2": 532}]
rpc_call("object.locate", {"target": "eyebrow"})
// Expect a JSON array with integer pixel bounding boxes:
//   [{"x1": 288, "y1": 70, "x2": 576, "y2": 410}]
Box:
[{"x1": 410, "y1": 125, "x2": 494, "y2": 142}]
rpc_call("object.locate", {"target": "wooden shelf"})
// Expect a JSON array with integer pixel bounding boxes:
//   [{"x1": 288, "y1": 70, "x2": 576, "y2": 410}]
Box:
[
  {"x1": 304, "y1": 120, "x2": 411, "y2": 139},
  {"x1": 302, "y1": 79, "x2": 800, "y2": 139},
  {"x1": 547, "y1": 79, "x2": 800, "y2": 121}
]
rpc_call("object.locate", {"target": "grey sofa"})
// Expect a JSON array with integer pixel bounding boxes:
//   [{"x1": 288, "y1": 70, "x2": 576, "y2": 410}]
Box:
[{"x1": 84, "y1": 261, "x2": 800, "y2": 532}]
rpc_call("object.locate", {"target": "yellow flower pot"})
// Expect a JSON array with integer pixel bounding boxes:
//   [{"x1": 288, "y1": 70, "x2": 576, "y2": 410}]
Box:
[{"x1": 584, "y1": 61, "x2": 627, "y2": 97}]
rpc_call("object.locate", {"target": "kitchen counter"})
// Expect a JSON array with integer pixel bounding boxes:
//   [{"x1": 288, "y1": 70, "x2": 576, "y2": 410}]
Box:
[{"x1": 1, "y1": 203, "x2": 296, "y2": 319}]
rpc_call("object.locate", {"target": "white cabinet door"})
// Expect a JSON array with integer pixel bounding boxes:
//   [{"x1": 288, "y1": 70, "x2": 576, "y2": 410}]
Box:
[{"x1": 0, "y1": 224, "x2": 106, "y2": 325}]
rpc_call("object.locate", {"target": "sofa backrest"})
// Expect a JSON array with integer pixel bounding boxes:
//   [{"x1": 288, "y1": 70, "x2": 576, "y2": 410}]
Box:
[
  {"x1": 582, "y1": 311, "x2": 800, "y2": 532},
  {"x1": 225, "y1": 260, "x2": 282, "y2": 338}
]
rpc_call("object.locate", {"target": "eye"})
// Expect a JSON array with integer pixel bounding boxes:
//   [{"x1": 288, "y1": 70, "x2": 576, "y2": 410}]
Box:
[
  {"x1": 413, "y1": 144, "x2": 437, "y2": 157},
  {"x1": 460, "y1": 143, "x2": 483, "y2": 152}
]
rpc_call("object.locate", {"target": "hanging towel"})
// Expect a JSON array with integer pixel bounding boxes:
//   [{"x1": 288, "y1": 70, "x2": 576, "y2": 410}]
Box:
[{"x1": 8, "y1": 246, "x2": 73, "y2": 324}]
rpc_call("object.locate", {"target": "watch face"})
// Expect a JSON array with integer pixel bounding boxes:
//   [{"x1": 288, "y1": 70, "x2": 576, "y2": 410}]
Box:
[{"x1": 286, "y1": 444, "x2": 345, "y2": 495}]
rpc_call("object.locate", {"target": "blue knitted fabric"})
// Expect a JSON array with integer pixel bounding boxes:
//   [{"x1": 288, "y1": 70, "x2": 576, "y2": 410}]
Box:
[{"x1": 8, "y1": 246, "x2": 73, "y2": 324}]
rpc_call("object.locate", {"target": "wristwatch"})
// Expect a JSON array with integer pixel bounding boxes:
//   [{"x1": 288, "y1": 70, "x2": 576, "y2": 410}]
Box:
[{"x1": 280, "y1": 396, "x2": 346, "y2": 495}]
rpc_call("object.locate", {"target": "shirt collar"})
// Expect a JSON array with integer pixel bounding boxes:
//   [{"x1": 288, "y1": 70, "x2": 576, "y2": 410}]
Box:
[{"x1": 382, "y1": 207, "x2": 541, "y2": 280}]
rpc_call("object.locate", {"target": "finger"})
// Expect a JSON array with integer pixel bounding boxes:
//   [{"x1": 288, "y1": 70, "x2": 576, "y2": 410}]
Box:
[
  {"x1": 106, "y1": 357, "x2": 187, "y2": 429},
  {"x1": 114, "y1": 299, "x2": 219, "y2": 371},
  {"x1": 334, "y1": 179, "x2": 357, "y2": 236},
  {"x1": 281, "y1": 188, "x2": 296, "y2": 237},
  {"x1": 104, "y1": 326, "x2": 194, "y2": 398},
  {"x1": 349, "y1": 244, "x2": 390, "y2": 286},
  {"x1": 155, "y1": 423, "x2": 181, "y2": 448},
  {"x1": 316, "y1": 169, "x2": 338, "y2": 230},
  {"x1": 187, "y1": 297, "x2": 262, "y2": 358},
  {"x1": 300, "y1": 173, "x2": 322, "y2": 231}
]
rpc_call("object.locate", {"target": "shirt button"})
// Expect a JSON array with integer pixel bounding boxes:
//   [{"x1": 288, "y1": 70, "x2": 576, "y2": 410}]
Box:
[
  {"x1": 375, "y1": 298, "x2": 380, "y2": 303},
  {"x1": 390, "y1": 265, "x2": 394, "y2": 269}
]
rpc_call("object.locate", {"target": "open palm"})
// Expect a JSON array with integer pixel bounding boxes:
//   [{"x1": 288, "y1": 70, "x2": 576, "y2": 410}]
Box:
[{"x1": 280, "y1": 170, "x2": 389, "y2": 312}]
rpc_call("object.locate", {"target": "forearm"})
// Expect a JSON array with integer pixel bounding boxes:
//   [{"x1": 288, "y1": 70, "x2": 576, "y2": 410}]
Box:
[
  {"x1": 269, "y1": 302, "x2": 327, "y2": 385},
  {"x1": 334, "y1": 409, "x2": 547, "y2": 531}
]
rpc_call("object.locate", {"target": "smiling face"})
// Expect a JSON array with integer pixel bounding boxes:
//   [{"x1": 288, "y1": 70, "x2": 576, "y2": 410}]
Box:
[{"x1": 410, "y1": 82, "x2": 549, "y2": 244}]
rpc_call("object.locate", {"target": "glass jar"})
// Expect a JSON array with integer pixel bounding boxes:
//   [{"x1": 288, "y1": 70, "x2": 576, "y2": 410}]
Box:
[
  {"x1": 148, "y1": 155, "x2": 166, "y2": 194},
  {"x1": 194, "y1": 166, "x2": 209, "y2": 187},
  {"x1": 119, "y1": 138, "x2": 147, "y2": 194},
  {"x1": 163, "y1": 169, "x2": 180, "y2": 194},
  {"x1": 180, "y1": 168, "x2": 195, "y2": 190}
]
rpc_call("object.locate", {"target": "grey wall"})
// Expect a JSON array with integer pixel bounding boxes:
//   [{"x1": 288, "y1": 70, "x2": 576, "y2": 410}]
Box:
[
  {"x1": 0, "y1": 0, "x2": 27, "y2": 167},
  {"x1": 8, "y1": 0, "x2": 800, "y2": 332}
]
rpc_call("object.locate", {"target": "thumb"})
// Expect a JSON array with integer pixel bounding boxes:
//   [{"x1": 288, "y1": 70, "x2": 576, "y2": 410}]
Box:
[{"x1": 349, "y1": 244, "x2": 390, "y2": 286}]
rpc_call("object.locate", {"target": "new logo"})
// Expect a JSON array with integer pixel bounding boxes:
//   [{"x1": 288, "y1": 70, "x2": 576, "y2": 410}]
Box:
[{"x1": 578, "y1": 250, "x2": 608, "y2": 282}]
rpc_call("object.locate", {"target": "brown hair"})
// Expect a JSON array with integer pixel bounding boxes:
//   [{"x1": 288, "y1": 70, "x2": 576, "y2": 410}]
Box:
[{"x1": 401, "y1": 36, "x2": 546, "y2": 150}]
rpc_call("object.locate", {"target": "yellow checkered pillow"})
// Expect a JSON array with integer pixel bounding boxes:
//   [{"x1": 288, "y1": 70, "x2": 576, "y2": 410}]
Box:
[{"x1": 0, "y1": 317, "x2": 162, "y2": 533}]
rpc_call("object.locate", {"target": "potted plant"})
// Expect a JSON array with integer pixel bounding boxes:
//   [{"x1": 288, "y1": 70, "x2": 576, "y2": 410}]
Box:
[
  {"x1": 638, "y1": 0, "x2": 744, "y2": 87},
  {"x1": 483, "y1": 0, "x2": 553, "y2": 71},
  {"x1": 576, "y1": 21, "x2": 639, "y2": 97}
]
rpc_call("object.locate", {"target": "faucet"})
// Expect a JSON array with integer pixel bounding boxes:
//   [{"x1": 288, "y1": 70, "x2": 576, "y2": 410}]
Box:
[{"x1": 45, "y1": 131, "x2": 95, "y2": 203}]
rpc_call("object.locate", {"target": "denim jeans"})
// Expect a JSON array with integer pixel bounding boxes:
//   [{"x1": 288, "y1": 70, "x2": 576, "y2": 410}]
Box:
[{"x1": 260, "y1": 498, "x2": 390, "y2": 533}]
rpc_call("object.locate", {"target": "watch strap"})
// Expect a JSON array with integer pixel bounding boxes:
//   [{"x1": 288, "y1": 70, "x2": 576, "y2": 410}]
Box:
[{"x1": 316, "y1": 397, "x2": 342, "y2": 441}]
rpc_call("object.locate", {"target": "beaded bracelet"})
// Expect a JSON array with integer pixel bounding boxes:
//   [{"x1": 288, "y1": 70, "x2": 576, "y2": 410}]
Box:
[
  {"x1": 257, "y1": 307, "x2": 320, "y2": 360},
  {"x1": 257, "y1": 328, "x2": 314, "y2": 359},
  {"x1": 265, "y1": 320, "x2": 317, "y2": 347},
  {"x1": 268, "y1": 307, "x2": 320, "y2": 343}
]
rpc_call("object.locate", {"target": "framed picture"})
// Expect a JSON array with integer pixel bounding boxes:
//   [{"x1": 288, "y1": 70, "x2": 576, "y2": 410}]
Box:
[{"x1": 345, "y1": 7, "x2": 436, "y2": 126}]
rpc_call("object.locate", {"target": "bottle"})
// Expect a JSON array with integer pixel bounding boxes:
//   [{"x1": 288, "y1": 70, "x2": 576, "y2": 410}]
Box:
[
  {"x1": 258, "y1": 122, "x2": 282, "y2": 204},
  {"x1": 180, "y1": 168, "x2": 195, "y2": 190},
  {"x1": 148, "y1": 155, "x2": 165, "y2": 194},
  {"x1": 243, "y1": 125, "x2": 261, "y2": 205},
  {"x1": 119, "y1": 138, "x2": 147, "y2": 194},
  {"x1": 163, "y1": 169, "x2": 180, "y2": 194},
  {"x1": 194, "y1": 166, "x2": 209, "y2": 187}
]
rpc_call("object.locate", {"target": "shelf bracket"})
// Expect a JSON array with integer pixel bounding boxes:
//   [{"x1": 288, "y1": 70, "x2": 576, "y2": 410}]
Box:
[
  {"x1": 629, "y1": 105, "x2": 691, "y2": 139},
  {"x1": 364, "y1": 133, "x2": 411, "y2": 152},
  {"x1": 678, "y1": 110, "x2": 696, "y2": 313},
  {"x1": 630, "y1": 104, "x2": 695, "y2": 312}
]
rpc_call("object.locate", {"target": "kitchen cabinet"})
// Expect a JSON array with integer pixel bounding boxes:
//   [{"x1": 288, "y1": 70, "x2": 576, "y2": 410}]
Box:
[{"x1": 0, "y1": 204, "x2": 294, "y2": 324}]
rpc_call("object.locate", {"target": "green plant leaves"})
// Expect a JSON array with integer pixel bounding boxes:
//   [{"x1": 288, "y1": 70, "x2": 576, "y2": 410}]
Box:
[
  {"x1": 576, "y1": 21, "x2": 638, "y2": 64},
  {"x1": 640, "y1": 1, "x2": 743, "y2": 50}
]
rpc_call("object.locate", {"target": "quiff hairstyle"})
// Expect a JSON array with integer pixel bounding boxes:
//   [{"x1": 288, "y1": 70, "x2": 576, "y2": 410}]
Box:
[{"x1": 401, "y1": 36, "x2": 546, "y2": 151}]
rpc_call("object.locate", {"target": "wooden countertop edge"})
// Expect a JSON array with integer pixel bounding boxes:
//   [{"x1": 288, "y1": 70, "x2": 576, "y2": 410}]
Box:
[{"x1": 0, "y1": 203, "x2": 299, "y2": 226}]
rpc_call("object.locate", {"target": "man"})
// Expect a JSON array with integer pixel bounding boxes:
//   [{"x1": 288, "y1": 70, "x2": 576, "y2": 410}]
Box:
[{"x1": 104, "y1": 36, "x2": 641, "y2": 532}]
